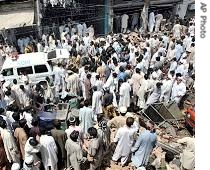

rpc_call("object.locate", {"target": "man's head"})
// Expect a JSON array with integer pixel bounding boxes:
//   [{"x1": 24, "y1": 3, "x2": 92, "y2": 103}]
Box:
[
  {"x1": 88, "y1": 127, "x2": 98, "y2": 138},
  {"x1": 19, "y1": 119, "x2": 27, "y2": 128},
  {"x1": 126, "y1": 117, "x2": 134, "y2": 127},
  {"x1": 31, "y1": 117, "x2": 39, "y2": 127},
  {"x1": 146, "y1": 165, "x2": 156, "y2": 170},
  {"x1": 29, "y1": 137, "x2": 39, "y2": 147},
  {"x1": 11, "y1": 163, "x2": 20, "y2": 170},
  {"x1": 96, "y1": 74, "x2": 100, "y2": 80},
  {"x1": 12, "y1": 112, "x2": 20, "y2": 121},
  {"x1": 146, "y1": 120, "x2": 155, "y2": 131},
  {"x1": 0, "y1": 108, "x2": 4, "y2": 115},
  {"x1": 0, "y1": 119, "x2": 6, "y2": 129},
  {"x1": 84, "y1": 100, "x2": 89, "y2": 107},
  {"x1": 70, "y1": 130, "x2": 79, "y2": 142},
  {"x1": 156, "y1": 82, "x2": 163, "y2": 88},
  {"x1": 20, "y1": 85, "x2": 25, "y2": 90},
  {"x1": 112, "y1": 72, "x2": 117, "y2": 78},
  {"x1": 119, "y1": 106, "x2": 127, "y2": 116},
  {"x1": 92, "y1": 86, "x2": 97, "y2": 92},
  {"x1": 136, "y1": 68, "x2": 140, "y2": 74},
  {"x1": 53, "y1": 119, "x2": 61, "y2": 129},
  {"x1": 69, "y1": 116, "x2": 76, "y2": 126},
  {"x1": 13, "y1": 79, "x2": 17, "y2": 85},
  {"x1": 87, "y1": 74, "x2": 92, "y2": 79},
  {"x1": 84, "y1": 65, "x2": 89, "y2": 73},
  {"x1": 165, "y1": 151, "x2": 175, "y2": 163},
  {"x1": 177, "y1": 76, "x2": 183, "y2": 84}
]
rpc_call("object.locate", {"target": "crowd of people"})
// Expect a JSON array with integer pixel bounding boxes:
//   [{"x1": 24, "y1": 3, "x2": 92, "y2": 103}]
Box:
[{"x1": 0, "y1": 10, "x2": 195, "y2": 170}]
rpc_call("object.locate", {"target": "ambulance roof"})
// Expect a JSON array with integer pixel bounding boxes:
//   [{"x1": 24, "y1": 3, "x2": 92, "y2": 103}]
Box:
[
  {"x1": 47, "y1": 49, "x2": 70, "y2": 60},
  {"x1": 2, "y1": 52, "x2": 48, "y2": 70}
]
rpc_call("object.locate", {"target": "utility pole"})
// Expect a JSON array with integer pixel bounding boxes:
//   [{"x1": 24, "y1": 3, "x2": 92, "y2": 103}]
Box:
[{"x1": 35, "y1": 0, "x2": 42, "y2": 38}]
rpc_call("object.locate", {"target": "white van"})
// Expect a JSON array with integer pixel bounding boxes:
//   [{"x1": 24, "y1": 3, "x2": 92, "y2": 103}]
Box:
[{"x1": 0, "y1": 52, "x2": 53, "y2": 84}]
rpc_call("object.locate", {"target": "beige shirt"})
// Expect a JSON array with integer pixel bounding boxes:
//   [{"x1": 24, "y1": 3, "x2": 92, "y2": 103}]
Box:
[{"x1": 177, "y1": 137, "x2": 195, "y2": 169}]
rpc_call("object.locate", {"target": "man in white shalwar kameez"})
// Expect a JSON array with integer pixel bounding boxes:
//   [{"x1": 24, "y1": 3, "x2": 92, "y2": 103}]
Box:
[
  {"x1": 160, "y1": 76, "x2": 173, "y2": 103},
  {"x1": 66, "y1": 71, "x2": 79, "y2": 96},
  {"x1": 171, "y1": 77, "x2": 186, "y2": 104},
  {"x1": 53, "y1": 63, "x2": 63, "y2": 97},
  {"x1": 24, "y1": 137, "x2": 41, "y2": 168},
  {"x1": 17, "y1": 37, "x2": 24, "y2": 54},
  {"x1": 17, "y1": 85, "x2": 31, "y2": 108},
  {"x1": 112, "y1": 117, "x2": 137, "y2": 166},
  {"x1": 92, "y1": 86, "x2": 103, "y2": 116},
  {"x1": 82, "y1": 22, "x2": 87, "y2": 36},
  {"x1": 177, "y1": 136, "x2": 195, "y2": 170},
  {"x1": 146, "y1": 82, "x2": 162, "y2": 106},
  {"x1": 79, "y1": 66, "x2": 89, "y2": 100},
  {"x1": 155, "y1": 13, "x2": 163, "y2": 32},
  {"x1": 79, "y1": 100, "x2": 95, "y2": 136},
  {"x1": 103, "y1": 72, "x2": 118, "y2": 93},
  {"x1": 169, "y1": 58, "x2": 178, "y2": 72},
  {"x1": 77, "y1": 23, "x2": 83, "y2": 37},
  {"x1": 131, "y1": 68, "x2": 143, "y2": 104},
  {"x1": 137, "y1": 75, "x2": 149, "y2": 109},
  {"x1": 118, "y1": 79, "x2": 131, "y2": 108},
  {"x1": 121, "y1": 14, "x2": 129, "y2": 33},
  {"x1": 172, "y1": 22, "x2": 182, "y2": 40},
  {"x1": 94, "y1": 75, "x2": 104, "y2": 92},
  {"x1": 40, "y1": 130, "x2": 58, "y2": 170},
  {"x1": 131, "y1": 13, "x2": 139, "y2": 31},
  {"x1": 86, "y1": 25, "x2": 94, "y2": 40},
  {"x1": 175, "y1": 61, "x2": 185, "y2": 75},
  {"x1": 148, "y1": 12, "x2": 155, "y2": 33},
  {"x1": 0, "y1": 119, "x2": 20, "y2": 163}
]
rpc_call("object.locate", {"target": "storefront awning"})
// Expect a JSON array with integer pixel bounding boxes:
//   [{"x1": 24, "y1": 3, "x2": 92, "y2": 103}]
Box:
[{"x1": 0, "y1": 9, "x2": 34, "y2": 30}]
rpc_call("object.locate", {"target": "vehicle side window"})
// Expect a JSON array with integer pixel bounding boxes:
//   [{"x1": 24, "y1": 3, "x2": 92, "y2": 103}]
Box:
[
  {"x1": 17, "y1": 66, "x2": 33, "y2": 75},
  {"x1": 1, "y1": 68, "x2": 14, "y2": 76},
  {"x1": 34, "y1": 65, "x2": 48, "y2": 73}
]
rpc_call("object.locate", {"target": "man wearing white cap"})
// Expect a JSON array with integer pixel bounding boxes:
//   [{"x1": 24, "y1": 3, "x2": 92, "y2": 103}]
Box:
[
  {"x1": 107, "y1": 106, "x2": 127, "y2": 130},
  {"x1": 171, "y1": 76, "x2": 186, "y2": 104},
  {"x1": 11, "y1": 163, "x2": 20, "y2": 170},
  {"x1": 23, "y1": 155, "x2": 40, "y2": 170}
]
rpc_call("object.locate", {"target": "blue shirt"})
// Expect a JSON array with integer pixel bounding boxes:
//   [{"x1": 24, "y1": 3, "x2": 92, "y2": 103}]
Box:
[{"x1": 118, "y1": 72, "x2": 126, "y2": 81}]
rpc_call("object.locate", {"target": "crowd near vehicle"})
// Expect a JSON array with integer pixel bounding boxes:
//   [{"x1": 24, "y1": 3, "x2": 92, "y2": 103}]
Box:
[{"x1": 0, "y1": 49, "x2": 69, "y2": 84}]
